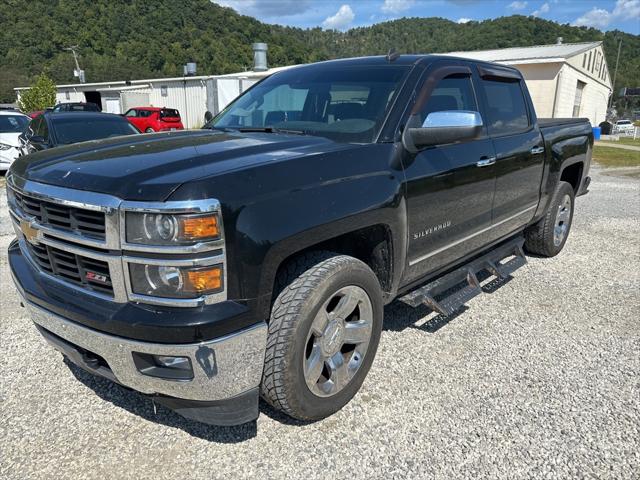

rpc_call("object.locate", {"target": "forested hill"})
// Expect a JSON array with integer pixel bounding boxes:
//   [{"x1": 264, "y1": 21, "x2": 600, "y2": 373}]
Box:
[{"x1": 1, "y1": 0, "x2": 638, "y2": 102}]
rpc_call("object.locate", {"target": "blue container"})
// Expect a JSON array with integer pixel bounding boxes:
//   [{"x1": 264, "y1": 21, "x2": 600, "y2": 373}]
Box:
[{"x1": 592, "y1": 126, "x2": 601, "y2": 140}]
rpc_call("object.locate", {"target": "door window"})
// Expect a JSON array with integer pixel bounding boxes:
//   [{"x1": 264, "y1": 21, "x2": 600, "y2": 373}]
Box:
[
  {"x1": 480, "y1": 79, "x2": 530, "y2": 136},
  {"x1": 125, "y1": 109, "x2": 137, "y2": 117},
  {"x1": 419, "y1": 74, "x2": 478, "y2": 124}
]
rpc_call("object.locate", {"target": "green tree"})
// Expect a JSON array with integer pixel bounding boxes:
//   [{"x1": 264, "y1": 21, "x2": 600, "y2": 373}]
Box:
[{"x1": 17, "y1": 73, "x2": 56, "y2": 112}]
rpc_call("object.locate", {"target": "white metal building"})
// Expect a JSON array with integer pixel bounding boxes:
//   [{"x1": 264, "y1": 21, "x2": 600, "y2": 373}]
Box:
[
  {"x1": 445, "y1": 41, "x2": 612, "y2": 126},
  {"x1": 15, "y1": 41, "x2": 612, "y2": 128},
  {"x1": 14, "y1": 66, "x2": 292, "y2": 129}
]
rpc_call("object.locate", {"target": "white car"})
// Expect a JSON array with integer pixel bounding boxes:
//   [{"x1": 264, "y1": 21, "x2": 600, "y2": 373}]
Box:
[
  {"x1": 614, "y1": 119, "x2": 635, "y2": 135},
  {"x1": 0, "y1": 110, "x2": 30, "y2": 172}
]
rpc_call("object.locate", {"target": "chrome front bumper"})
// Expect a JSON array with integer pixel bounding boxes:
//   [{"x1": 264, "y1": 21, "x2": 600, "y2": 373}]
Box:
[{"x1": 23, "y1": 300, "x2": 267, "y2": 402}]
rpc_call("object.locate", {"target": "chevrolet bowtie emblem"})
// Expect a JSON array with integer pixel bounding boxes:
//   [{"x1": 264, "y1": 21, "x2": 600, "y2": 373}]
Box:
[{"x1": 20, "y1": 218, "x2": 40, "y2": 244}]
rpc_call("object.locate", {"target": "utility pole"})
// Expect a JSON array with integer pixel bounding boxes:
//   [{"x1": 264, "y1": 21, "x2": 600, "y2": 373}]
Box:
[
  {"x1": 64, "y1": 46, "x2": 85, "y2": 83},
  {"x1": 608, "y1": 38, "x2": 622, "y2": 110}
]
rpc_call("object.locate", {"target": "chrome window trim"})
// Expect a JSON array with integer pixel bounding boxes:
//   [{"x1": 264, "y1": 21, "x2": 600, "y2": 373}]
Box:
[{"x1": 7, "y1": 174, "x2": 228, "y2": 307}]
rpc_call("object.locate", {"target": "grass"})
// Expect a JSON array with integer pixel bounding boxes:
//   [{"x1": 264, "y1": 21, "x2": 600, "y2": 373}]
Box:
[
  {"x1": 600, "y1": 137, "x2": 640, "y2": 147},
  {"x1": 593, "y1": 145, "x2": 640, "y2": 167}
]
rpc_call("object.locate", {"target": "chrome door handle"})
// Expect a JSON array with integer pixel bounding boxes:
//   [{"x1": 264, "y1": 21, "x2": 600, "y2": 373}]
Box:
[
  {"x1": 531, "y1": 146, "x2": 545, "y2": 155},
  {"x1": 476, "y1": 156, "x2": 496, "y2": 167}
]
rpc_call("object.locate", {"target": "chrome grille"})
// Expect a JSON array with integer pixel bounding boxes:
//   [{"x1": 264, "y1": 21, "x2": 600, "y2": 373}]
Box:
[
  {"x1": 8, "y1": 174, "x2": 226, "y2": 307},
  {"x1": 13, "y1": 189, "x2": 106, "y2": 239},
  {"x1": 25, "y1": 242, "x2": 114, "y2": 296}
]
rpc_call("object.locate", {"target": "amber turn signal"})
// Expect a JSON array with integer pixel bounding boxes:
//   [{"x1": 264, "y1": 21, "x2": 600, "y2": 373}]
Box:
[
  {"x1": 180, "y1": 214, "x2": 219, "y2": 240},
  {"x1": 184, "y1": 266, "x2": 223, "y2": 293}
]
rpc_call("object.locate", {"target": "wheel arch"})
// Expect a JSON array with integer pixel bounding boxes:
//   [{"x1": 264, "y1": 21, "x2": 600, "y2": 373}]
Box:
[{"x1": 252, "y1": 209, "x2": 407, "y2": 322}]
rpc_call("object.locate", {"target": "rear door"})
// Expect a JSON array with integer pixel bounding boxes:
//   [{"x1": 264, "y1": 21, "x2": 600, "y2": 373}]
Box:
[
  {"x1": 402, "y1": 62, "x2": 498, "y2": 284},
  {"x1": 476, "y1": 65, "x2": 544, "y2": 241}
]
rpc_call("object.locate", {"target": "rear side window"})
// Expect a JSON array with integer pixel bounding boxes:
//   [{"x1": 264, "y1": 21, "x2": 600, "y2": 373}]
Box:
[
  {"x1": 420, "y1": 74, "x2": 477, "y2": 123},
  {"x1": 480, "y1": 79, "x2": 529, "y2": 136},
  {"x1": 160, "y1": 109, "x2": 180, "y2": 119},
  {"x1": 53, "y1": 117, "x2": 139, "y2": 144}
]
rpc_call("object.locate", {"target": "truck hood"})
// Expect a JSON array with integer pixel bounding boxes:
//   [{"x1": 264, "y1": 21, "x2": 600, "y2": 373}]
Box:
[{"x1": 10, "y1": 130, "x2": 353, "y2": 201}]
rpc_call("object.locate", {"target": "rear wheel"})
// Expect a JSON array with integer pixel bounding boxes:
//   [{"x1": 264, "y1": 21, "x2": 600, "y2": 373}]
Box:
[
  {"x1": 524, "y1": 181, "x2": 575, "y2": 257},
  {"x1": 261, "y1": 252, "x2": 383, "y2": 421}
]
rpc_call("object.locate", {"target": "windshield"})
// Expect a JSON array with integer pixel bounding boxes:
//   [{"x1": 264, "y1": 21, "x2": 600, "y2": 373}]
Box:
[
  {"x1": 0, "y1": 114, "x2": 29, "y2": 133},
  {"x1": 53, "y1": 117, "x2": 139, "y2": 144},
  {"x1": 209, "y1": 65, "x2": 410, "y2": 143}
]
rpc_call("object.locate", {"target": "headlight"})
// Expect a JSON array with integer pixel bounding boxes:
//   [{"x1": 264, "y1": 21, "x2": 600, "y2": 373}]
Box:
[
  {"x1": 129, "y1": 263, "x2": 223, "y2": 299},
  {"x1": 126, "y1": 212, "x2": 220, "y2": 246},
  {"x1": 0, "y1": 143, "x2": 13, "y2": 151}
]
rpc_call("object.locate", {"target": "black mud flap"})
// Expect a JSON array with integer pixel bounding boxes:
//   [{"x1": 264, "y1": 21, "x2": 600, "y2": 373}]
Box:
[{"x1": 153, "y1": 388, "x2": 259, "y2": 427}]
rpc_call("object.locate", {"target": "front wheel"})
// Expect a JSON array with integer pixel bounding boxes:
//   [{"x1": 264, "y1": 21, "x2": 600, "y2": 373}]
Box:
[
  {"x1": 524, "y1": 181, "x2": 575, "y2": 257},
  {"x1": 261, "y1": 252, "x2": 383, "y2": 421}
]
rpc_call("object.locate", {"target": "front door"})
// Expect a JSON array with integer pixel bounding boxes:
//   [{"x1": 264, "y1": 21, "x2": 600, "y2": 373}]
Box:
[{"x1": 402, "y1": 63, "x2": 497, "y2": 284}]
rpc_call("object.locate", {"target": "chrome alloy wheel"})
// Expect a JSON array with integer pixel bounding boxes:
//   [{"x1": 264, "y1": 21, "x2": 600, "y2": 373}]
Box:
[
  {"x1": 553, "y1": 194, "x2": 572, "y2": 247},
  {"x1": 303, "y1": 285, "x2": 373, "y2": 398}
]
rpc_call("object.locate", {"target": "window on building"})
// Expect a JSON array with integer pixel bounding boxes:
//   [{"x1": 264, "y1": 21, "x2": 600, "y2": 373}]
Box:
[
  {"x1": 588, "y1": 51, "x2": 592, "y2": 71},
  {"x1": 582, "y1": 54, "x2": 587, "y2": 68},
  {"x1": 573, "y1": 81, "x2": 586, "y2": 117}
]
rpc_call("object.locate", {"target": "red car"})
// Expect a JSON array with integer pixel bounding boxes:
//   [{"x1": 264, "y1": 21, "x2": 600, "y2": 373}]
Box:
[{"x1": 123, "y1": 107, "x2": 184, "y2": 132}]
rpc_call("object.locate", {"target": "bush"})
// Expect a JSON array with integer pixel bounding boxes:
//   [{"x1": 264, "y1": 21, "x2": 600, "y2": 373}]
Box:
[{"x1": 17, "y1": 74, "x2": 57, "y2": 112}]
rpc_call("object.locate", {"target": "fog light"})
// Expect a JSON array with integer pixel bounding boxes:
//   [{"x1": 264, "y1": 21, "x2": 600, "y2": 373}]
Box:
[
  {"x1": 155, "y1": 355, "x2": 191, "y2": 369},
  {"x1": 132, "y1": 352, "x2": 194, "y2": 381}
]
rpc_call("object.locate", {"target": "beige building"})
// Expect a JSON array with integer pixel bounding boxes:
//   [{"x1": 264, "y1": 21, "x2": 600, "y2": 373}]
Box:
[{"x1": 446, "y1": 41, "x2": 612, "y2": 126}]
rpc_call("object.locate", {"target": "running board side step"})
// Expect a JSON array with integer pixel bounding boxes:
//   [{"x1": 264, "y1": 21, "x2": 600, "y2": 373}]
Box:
[{"x1": 399, "y1": 236, "x2": 527, "y2": 316}]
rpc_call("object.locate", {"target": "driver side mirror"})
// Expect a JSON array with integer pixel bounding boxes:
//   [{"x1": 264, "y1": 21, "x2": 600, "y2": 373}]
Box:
[{"x1": 402, "y1": 110, "x2": 483, "y2": 153}]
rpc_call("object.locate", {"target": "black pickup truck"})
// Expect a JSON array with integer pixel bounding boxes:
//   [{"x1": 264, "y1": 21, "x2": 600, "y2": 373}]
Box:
[{"x1": 7, "y1": 55, "x2": 592, "y2": 426}]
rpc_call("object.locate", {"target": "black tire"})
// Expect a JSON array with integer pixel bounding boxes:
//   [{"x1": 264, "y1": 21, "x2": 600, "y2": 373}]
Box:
[
  {"x1": 261, "y1": 252, "x2": 383, "y2": 421},
  {"x1": 524, "y1": 181, "x2": 575, "y2": 257}
]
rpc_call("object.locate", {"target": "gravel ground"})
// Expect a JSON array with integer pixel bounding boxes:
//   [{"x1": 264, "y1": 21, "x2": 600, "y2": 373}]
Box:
[{"x1": 1, "y1": 167, "x2": 639, "y2": 480}]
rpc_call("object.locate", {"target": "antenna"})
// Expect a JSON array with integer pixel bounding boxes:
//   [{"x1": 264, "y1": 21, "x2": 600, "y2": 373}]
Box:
[
  {"x1": 64, "y1": 45, "x2": 85, "y2": 83},
  {"x1": 386, "y1": 48, "x2": 400, "y2": 62}
]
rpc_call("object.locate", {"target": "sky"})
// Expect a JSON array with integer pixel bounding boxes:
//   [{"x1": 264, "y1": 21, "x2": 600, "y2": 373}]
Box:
[{"x1": 212, "y1": 0, "x2": 640, "y2": 34}]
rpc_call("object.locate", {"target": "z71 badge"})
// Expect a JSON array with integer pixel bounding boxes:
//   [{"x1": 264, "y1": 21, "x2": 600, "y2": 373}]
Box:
[
  {"x1": 413, "y1": 220, "x2": 452, "y2": 240},
  {"x1": 85, "y1": 271, "x2": 109, "y2": 284}
]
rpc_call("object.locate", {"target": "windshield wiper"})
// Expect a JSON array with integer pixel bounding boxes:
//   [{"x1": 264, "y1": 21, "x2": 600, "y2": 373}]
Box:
[{"x1": 238, "y1": 126, "x2": 308, "y2": 136}]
